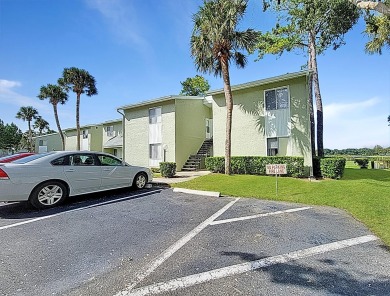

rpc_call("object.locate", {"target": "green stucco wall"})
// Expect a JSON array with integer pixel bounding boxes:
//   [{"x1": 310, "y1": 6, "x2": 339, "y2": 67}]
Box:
[
  {"x1": 212, "y1": 76, "x2": 312, "y2": 170},
  {"x1": 175, "y1": 99, "x2": 211, "y2": 170},
  {"x1": 34, "y1": 133, "x2": 62, "y2": 152},
  {"x1": 124, "y1": 101, "x2": 176, "y2": 167}
]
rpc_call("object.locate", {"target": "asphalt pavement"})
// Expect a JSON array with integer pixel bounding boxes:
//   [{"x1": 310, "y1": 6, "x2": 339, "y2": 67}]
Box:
[{"x1": 0, "y1": 188, "x2": 389, "y2": 296}]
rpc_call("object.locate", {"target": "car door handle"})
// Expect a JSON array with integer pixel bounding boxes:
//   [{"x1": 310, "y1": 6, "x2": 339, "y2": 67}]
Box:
[
  {"x1": 103, "y1": 168, "x2": 112, "y2": 171},
  {"x1": 65, "y1": 169, "x2": 75, "y2": 172}
]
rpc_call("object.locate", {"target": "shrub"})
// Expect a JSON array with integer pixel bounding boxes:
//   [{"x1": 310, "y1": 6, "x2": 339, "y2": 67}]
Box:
[
  {"x1": 205, "y1": 156, "x2": 305, "y2": 177},
  {"x1": 205, "y1": 157, "x2": 225, "y2": 173},
  {"x1": 320, "y1": 158, "x2": 346, "y2": 179},
  {"x1": 354, "y1": 158, "x2": 369, "y2": 169},
  {"x1": 151, "y1": 167, "x2": 160, "y2": 173},
  {"x1": 159, "y1": 162, "x2": 176, "y2": 178}
]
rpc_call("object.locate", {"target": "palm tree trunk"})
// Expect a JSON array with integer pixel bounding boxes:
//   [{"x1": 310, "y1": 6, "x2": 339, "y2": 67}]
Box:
[
  {"x1": 307, "y1": 41, "x2": 316, "y2": 159},
  {"x1": 220, "y1": 56, "x2": 233, "y2": 175},
  {"x1": 28, "y1": 121, "x2": 33, "y2": 152},
  {"x1": 309, "y1": 31, "x2": 324, "y2": 158},
  {"x1": 76, "y1": 93, "x2": 81, "y2": 151},
  {"x1": 53, "y1": 104, "x2": 65, "y2": 150}
]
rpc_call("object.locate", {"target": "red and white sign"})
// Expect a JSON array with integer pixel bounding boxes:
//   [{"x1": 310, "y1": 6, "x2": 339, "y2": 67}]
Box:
[{"x1": 266, "y1": 164, "x2": 287, "y2": 175}]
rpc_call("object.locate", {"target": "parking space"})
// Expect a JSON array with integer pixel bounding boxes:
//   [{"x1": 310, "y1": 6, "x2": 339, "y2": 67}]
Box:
[
  {"x1": 117, "y1": 191, "x2": 389, "y2": 296},
  {"x1": 0, "y1": 189, "x2": 389, "y2": 296}
]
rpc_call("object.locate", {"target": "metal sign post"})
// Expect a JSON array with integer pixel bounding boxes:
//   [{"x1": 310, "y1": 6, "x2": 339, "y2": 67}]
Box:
[{"x1": 266, "y1": 164, "x2": 287, "y2": 196}]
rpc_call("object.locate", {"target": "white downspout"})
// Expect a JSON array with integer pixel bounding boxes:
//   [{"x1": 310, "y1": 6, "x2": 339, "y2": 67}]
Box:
[{"x1": 116, "y1": 108, "x2": 126, "y2": 164}]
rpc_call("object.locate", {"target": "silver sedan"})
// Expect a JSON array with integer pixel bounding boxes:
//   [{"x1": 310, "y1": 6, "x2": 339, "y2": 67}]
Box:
[{"x1": 0, "y1": 151, "x2": 153, "y2": 209}]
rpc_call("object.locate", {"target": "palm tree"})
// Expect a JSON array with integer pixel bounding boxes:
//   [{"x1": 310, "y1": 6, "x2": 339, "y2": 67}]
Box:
[
  {"x1": 16, "y1": 106, "x2": 39, "y2": 152},
  {"x1": 191, "y1": 0, "x2": 258, "y2": 174},
  {"x1": 33, "y1": 116, "x2": 50, "y2": 136},
  {"x1": 58, "y1": 67, "x2": 97, "y2": 150},
  {"x1": 38, "y1": 84, "x2": 68, "y2": 150}
]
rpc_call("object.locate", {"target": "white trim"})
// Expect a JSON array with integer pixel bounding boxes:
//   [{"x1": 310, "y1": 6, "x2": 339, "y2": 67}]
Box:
[
  {"x1": 126, "y1": 235, "x2": 378, "y2": 296},
  {"x1": 118, "y1": 198, "x2": 240, "y2": 293}
]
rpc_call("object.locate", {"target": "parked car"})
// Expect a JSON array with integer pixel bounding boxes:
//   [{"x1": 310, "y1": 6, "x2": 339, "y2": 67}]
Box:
[
  {"x1": 0, "y1": 151, "x2": 152, "y2": 209},
  {"x1": 0, "y1": 153, "x2": 35, "y2": 163}
]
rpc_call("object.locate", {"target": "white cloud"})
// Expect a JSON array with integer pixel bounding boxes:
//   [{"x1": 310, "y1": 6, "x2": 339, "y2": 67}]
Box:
[
  {"x1": 323, "y1": 98, "x2": 390, "y2": 148},
  {"x1": 85, "y1": 0, "x2": 149, "y2": 49},
  {"x1": 324, "y1": 98, "x2": 380, "y2": 120},
  {"x1": 0, "y1": 79, "x2": 46, "y2": 109},
  {"x1": 0, "y1": 79, "x2": 21, "y2": 92}
]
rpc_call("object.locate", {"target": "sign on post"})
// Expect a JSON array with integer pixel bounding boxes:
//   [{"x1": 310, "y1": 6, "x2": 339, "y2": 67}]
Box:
[
  {"x1": 266, "y1": 164, "x2": 287, "y2": 196},
  {"x1": 266, "y1": 164, "x2": 287, "y2": 175}
]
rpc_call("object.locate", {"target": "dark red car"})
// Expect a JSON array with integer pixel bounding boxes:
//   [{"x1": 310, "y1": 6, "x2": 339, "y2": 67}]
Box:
[{"x1": 0, "y1": 153, "x2": 35, "y2": 163}]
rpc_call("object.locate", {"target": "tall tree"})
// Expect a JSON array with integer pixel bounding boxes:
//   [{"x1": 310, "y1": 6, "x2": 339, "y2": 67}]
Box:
[
  {"x1": 33, "y1": 116, "x2": 50, "y2": 135},
  {"x1": 180, "y1": 75, "x2": 211, "y2": 96},
  {"x1": 1, "y1": 123, "x2": 22, "y2": 151},
  {"x1": 191, "y1": 0, "x2": 258, "y2": 174},
  {"x1": 16, "y1": 106, "x2": 39, "y2": 152},
  {"x1": 0, "y1": 120, "x2": 4, "y2": 150},
  {"x1": 361, "y1": 0, "x2": 390, "y2": 54},
  {"x1": 349, "y1": 0, "x2": 390, "y2": 15},
  {"x1": 257, "y1": 0, "x2": 359, "y2": 157},
  {"x1": 38, "y1": 84, "x2": 68, "y2": 150},
  {"x1": 58, "y1": 67, "x2": 97, "y2": 150}
]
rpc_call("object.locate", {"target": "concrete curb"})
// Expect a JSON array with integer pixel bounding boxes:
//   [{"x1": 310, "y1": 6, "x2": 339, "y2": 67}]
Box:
[{"x1": 172, "y1": 188, "x2": 220, "y2": 197}]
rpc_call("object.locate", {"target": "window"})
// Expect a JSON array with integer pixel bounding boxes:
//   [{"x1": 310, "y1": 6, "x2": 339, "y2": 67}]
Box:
[
  {"x1": 149, "y1": 107, "x2": 162, "y2": 124},
  {"x1": 69, "y1": 154, "x2": 96, "y2": 166},
  {"x1": 265, "y1": 87, "x2": 289, "y2": 111},
  {"x1": 51, "y1": 156, "x2": 70, "y2": 166},
  {"x1": 98, "y1": 154, "x2": 122, "y2": 166},
  {"x1": 149, "y1": 144, "x2": 162, "y2": 160},
  {"x1": 38, "y1": 140, "x2": 47, "y2": 146},
  {"x1": 267, "y1": 138, "x2": 278, "y2": 156},
  {"x1": 107, "y1": 126, "x2": 114, "y2": 137},
  {"x1": 82, "y1": 130, "x2": 88, "y2": 139}
]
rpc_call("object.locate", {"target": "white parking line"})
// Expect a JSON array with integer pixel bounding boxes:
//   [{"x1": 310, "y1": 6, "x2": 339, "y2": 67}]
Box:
[
  {"x1": 116, "y1": 198, "x2": 240, "y2": 294},
  {"x1": 0, "y1": 190, "x2": 162, "y2": 231},
  {"x1": 124, "y1": 235, "x2": 378, "y2": 296},
  {"x1": 210, "y1": 206, "x2": 312, "y2": 225}
]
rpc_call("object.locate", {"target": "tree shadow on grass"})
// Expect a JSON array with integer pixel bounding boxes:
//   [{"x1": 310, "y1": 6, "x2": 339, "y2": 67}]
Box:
[
  {"x1": 221, "y1": 251, "x2": 390, "y2": 295},
  {"x1": 342, "y1": 168, "x2": 390, "y2": 182}
]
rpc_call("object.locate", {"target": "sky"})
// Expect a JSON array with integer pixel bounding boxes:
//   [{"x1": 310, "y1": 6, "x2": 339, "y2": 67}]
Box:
[{"x1": 0, "y1": 0, "x2": 389, "y2": 149}]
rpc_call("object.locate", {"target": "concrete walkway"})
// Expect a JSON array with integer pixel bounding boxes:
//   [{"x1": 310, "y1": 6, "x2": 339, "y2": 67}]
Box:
[{"x1": 151, "y1": 170, "x2": 211, "y2": 185}]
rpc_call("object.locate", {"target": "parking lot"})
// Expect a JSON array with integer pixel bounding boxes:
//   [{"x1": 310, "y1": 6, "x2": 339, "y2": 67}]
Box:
[{"x1": 0, "y1": 188, "x2": 389, "y2": 296}]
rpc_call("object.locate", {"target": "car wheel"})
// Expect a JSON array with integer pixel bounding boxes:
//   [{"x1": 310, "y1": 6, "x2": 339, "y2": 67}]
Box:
[
  {"x1": 133, "y1": 172, "x2": 147, "y2": 189},
  {"x1": 29, "y1": 181, "x2": 68, "y2": 209}
]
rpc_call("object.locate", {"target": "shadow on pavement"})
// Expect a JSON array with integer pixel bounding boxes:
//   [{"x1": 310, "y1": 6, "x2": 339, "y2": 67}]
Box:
[{"x1": 0, "y1": 188, "x2": 163, "y2": 219}]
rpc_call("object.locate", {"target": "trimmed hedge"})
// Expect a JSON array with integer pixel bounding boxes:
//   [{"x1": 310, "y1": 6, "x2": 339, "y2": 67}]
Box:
[
  {"x1": 320, "y1": 157, "x2": 346, "y2": 179},
  {"x1": 354, "y1": 158, "x2": 369, "y2": 169},
  {"x1": 160, "y1": 162, "x2": 176, "y2": 178},
  {"x1": 205, "y1": 156, "x2": 305, "y2": 177}
]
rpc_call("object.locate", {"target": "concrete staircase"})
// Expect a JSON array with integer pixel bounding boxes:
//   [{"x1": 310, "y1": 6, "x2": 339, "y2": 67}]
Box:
[{"x1": 181, "y1": 139, "x2": 213, "y2": 171}]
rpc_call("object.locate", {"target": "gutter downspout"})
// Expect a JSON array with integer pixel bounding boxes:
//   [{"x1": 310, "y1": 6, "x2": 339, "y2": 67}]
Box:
[{"x1": 116, "y1": 108, "x2": 126, "y2": 164}]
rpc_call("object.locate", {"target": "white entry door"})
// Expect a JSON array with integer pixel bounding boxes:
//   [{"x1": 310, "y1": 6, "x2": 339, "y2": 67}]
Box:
[{"x1": 206, "y1": 118, "x2": 213, "y2": 139}]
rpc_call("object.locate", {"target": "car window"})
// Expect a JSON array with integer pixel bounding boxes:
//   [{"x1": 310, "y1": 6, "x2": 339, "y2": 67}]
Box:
[
  {"x1": 51, "y1": 156, "x2": 70, "y2": 166},
  {"x1": 70, "y1": 154, "x2": 96, "y2": 166},
  {"x1": 12, "y1": 152, "x2": 55, "y2": 164},
  {"x1": 98, "y1": 155, "x2": 122, "y2": 166}
]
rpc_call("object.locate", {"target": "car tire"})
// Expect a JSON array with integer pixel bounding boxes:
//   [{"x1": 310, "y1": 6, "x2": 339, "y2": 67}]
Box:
[
  {"x1": 29, "y1": 181, "x2": 68, "y2": 209},
  {"x1": 133, "y1": 172, "x2": 148, "y2": 190}
]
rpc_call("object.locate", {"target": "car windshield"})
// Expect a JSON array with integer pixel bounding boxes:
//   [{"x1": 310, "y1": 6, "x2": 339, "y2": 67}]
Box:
[{"x1": 12, "y1": 152, "x2": 55, "y2": 164}]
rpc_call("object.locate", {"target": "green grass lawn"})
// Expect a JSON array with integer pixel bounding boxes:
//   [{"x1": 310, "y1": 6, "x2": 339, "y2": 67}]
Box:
[{"x1": 172, "y1": 162, "x2": 390, "y2": 246}]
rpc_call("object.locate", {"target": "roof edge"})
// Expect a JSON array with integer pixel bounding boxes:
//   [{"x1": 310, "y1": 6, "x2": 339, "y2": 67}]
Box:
[
  {"x1": 117, "y1": 95, "x2": 203, "y2": 111},
  {"x1": 206, "y1": 71, "x2": 310, "y2": 95}
]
